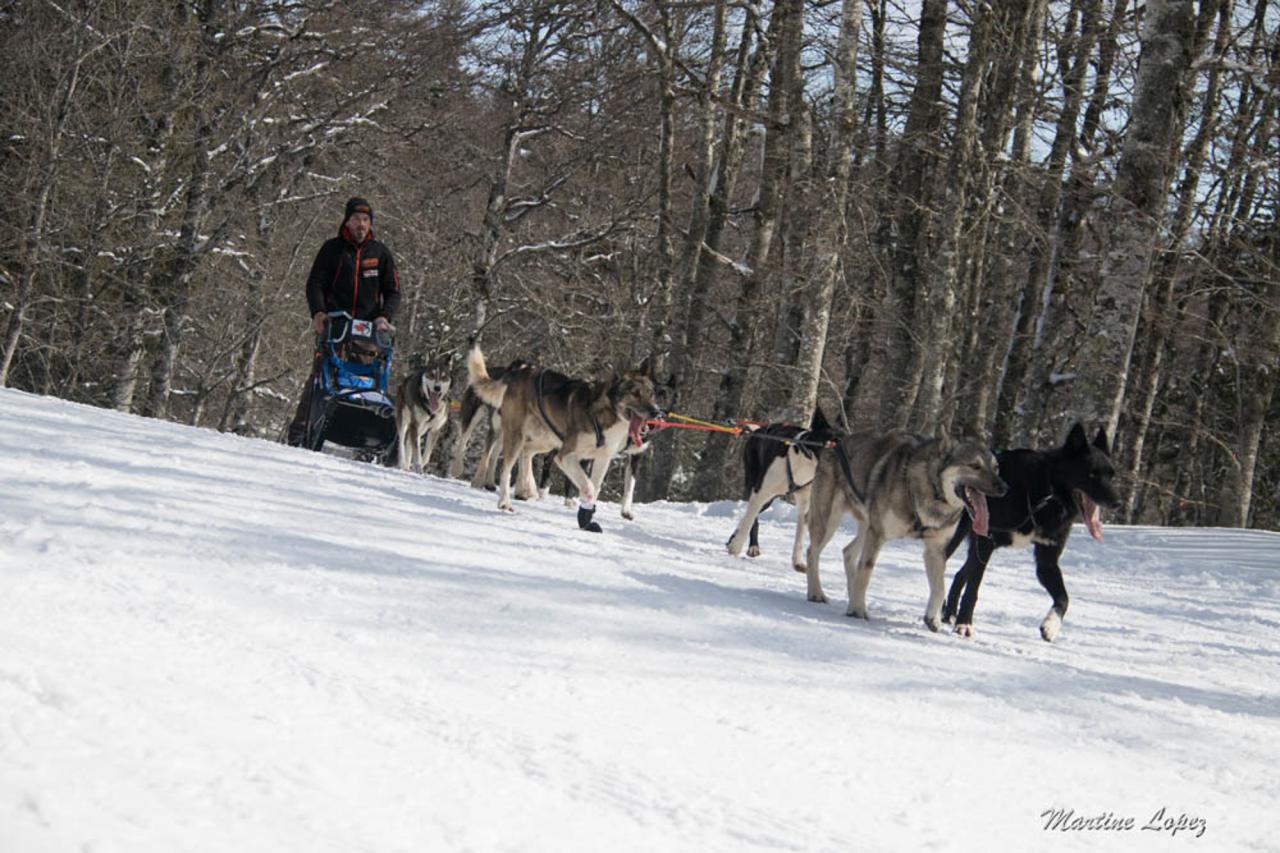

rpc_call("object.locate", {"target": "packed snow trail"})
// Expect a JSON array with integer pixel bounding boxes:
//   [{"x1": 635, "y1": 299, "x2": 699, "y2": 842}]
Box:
[{"x1": 1, "y1": 388, "x2": 1277, "y2": 851}]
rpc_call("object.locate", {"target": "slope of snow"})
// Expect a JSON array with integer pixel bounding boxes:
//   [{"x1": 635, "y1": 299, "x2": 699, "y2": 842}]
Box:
[{"x1": 1, "y1": 388, "x2": 1277, "y2": 852}]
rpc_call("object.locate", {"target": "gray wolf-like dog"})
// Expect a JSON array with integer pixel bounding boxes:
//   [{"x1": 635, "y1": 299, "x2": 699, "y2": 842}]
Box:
[
  {"x1": 465, "y1": 347, "x2": 662, "y2": 532},
  {"x1": 395, "y1": 356, "x2": 452, "y2": 474},
  {"x1": 805, "y1": 431, "x2": 1007, "y2": 631}
]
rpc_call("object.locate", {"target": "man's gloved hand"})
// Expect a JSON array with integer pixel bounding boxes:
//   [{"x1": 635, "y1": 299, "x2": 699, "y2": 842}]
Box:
[
  {"x1": 312, "y1": 312, "x2": 327, "y2": 334},
  {"x1": 374, "y1": 317, "x2": 392, "y2": 333}
]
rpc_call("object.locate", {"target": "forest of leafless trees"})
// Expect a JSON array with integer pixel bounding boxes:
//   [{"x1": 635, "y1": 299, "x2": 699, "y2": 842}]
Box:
[{"x1": 2, "y1": 0, "x2": 1277, "y2": 528}]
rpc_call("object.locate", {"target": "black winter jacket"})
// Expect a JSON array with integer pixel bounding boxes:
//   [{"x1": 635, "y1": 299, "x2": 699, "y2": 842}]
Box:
[{"x1": 305, "y1": 225, "x2": 401, "y2": 322}]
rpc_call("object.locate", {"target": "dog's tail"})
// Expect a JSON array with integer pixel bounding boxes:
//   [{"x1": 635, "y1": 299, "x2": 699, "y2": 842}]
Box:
[{"x1": 466, "y1": 345, "x2": 509, "y2": 409}]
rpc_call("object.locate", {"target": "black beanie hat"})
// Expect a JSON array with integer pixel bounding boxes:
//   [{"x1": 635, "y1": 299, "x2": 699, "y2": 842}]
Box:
[{"x1": 344, "y1": 197, "x2": 373, "y2": 221}]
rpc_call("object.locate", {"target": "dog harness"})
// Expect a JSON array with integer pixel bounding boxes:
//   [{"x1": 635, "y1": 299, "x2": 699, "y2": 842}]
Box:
[
  {"x1": 783, "y1": 431, "x2": 816, "y2": 495},
  {"x1": 536, "y1": 369, "x2": 605, "y2": 448},
  {"x1": 837, "y1": 436, "x2": 963, "y2": 536}
]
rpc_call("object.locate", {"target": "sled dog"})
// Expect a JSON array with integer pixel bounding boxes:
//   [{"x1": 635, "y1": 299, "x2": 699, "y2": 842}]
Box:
[
  {"x1": 726, "y1": 408, "x2": 839, "y2": 571},
  {"x1": 465, "y1": 347, "x2": 662, "y2": 532},
  {"x1": 805, "y1": 430, "x2": 1007, "y2": 631},
  {"x1": 446, "y1": 358, "x2": 539, "y2": 498},
  {"x1": 395, "y1": 357, "x2": 452, "y2": 474},
  {"x1": 536, "y1": 373, "x2": 673, "y2": 520},
  {"x1": 942, "y1": 423, "x2": 1121, "y2": 641},
  {"x1": 538, "y1": 425, "x2": 655, "y2": 520}
]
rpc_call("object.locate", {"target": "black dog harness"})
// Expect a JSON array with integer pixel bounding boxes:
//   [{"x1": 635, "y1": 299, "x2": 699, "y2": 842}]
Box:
[
  {"x1": 536, "y1": 368, "x2": 605, "y2": 448},
  {"x1": 783, "y1": 430, "x2": 816, "y2": 495}
]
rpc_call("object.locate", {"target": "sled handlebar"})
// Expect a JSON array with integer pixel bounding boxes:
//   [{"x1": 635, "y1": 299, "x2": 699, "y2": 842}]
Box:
[{"x1": 321, "y1": 311, "x2": 394, "y2": 350}]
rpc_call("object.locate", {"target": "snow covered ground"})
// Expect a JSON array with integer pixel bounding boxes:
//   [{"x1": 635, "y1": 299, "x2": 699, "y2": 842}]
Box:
[{"x1": 1, "y1": 387, "x2": 1277, "y2": 852}]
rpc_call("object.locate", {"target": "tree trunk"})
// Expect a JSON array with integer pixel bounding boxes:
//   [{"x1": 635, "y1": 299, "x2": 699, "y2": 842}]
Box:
[
  {"x1": 651, "y1": 3, "x2": 763, "y2": 500},
  {"x1": 763, "y1": 97, "x2": 812, "y2": 417},
  {"x1": 142, "y1": 22, "x2": 219, "y2": 424},
  {"x1": 646, "y1": 7, "x2": 677, "y2": 378},
  {"x1": 867, "y1": 0, "x2": 947, "y2": 430},
  {"x1": 966, "y1": 0, "x2": 1046, "y2": 436},
  {"x1": 1216, "y1": 264, "x2": 1280, "y2": 527},
  {"x1": 1067, "y1": 0, "x2": 1198, "y2": 437},
  {"x1": 1123, "y1": 0, "x2": 1229, "y2": 520},
  {"x1": 1015, "y1": 0, "x2": 1128, "y2": 445},
  {"x1": 781, "y1": 0, "x2": 863, "y2": 425},
  {"x1": 691, "y1": 0, "x2": 803, "y2": 500},
  {"x1": 0, "y1": 30, "x2": 92, "y2": 386},
  {"x1": 220, "y1": 210, "x2": 274, "y2": 433},
  {"x1": 993, "y1": 0, "x2": 1099, "y2": 446},
  {"x1": 913, "y1": 1, "x2": 998, "y2": 429}
]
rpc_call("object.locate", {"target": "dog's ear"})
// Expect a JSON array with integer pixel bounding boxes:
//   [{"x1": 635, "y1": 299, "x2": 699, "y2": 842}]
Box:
[
  {"x1": 1092, "y1": 426, "x2": 1110, "y2": 454},
  {"x1": 809, "y1": 405, "x2": 832, "y2": 434},
  {"x1": 1064, "y1": 422, "x2": 1088, "y2": 452}
]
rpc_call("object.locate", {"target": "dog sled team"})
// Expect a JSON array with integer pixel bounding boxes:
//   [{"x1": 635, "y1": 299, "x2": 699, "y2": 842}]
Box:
[
  {"x1": 291, "y1": 196, "x2": 1121, "y2": 644},
  {"x1": 325, "y1": 334, "x2": 1121, "y2": 644}
]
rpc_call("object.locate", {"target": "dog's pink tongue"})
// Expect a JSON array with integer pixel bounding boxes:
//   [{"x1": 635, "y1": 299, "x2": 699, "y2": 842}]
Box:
[
  {"x1": 967, "y1": 487, "x2": 990, "y2": 536},
  {"x1": 629, "y1": 415, "x2": 644, "y2": 447},
  {"x1": 1082, "y1": 494, "x2": 1104, "y2": 541},
  {"x1": 428, "y1": 391, "x2": 441, "y2": 411}
]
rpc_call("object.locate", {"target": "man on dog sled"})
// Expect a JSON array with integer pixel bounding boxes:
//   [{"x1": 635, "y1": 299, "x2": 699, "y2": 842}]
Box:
[{"x1": 286, "y1": 196, "x2": 402, "y2": 448}]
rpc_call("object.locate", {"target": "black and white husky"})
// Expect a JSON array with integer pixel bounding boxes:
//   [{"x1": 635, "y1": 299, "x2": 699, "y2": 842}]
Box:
[
  {"x1": 394, "y1": 356, "x2": 452, "y2": 474},
  {"x1": 942, "y1": 423, "x2": 1121, "y2": 641},
  {"x1": 726, "y1": 408, "x2": 838, "y2": 571}
]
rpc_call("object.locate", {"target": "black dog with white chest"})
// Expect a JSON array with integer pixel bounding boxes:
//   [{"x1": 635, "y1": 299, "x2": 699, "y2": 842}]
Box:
[{"x1": 942, "y1": 423, "x2": 1121, "y2": 642}]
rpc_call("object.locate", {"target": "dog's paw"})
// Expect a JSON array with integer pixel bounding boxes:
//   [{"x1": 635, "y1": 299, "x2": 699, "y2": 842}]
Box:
[
  {"x1": 498, "y1": 504, "x2": 515, "y2": 514},
  {"x1": 746, "y1": 545, "x2": 761, "y2": 558},
  {"x1": 846, "y1": 607, "x2": 869, "y2": 620},
  {"x1": 621, "y1": 510, "x2": 634, "y2": 521},
  {"x1": 577, "y1": 505, "x2": 602, "y2": 533},
  {"x1": 923, "y1": 615, "x2": 941, "y2": 632},
  {"x1": 954, "y1": 623, "x2": 974, "y2": 638},
  {"x1": 807, "y1": 591, "x2": 827, "y2": 604},
  {"x1": 792, "y1": 561, "x2": 807, "y2": 573},
  {"x1": 1040, "y1": 611, "x2": 1062, "y2": 642}
]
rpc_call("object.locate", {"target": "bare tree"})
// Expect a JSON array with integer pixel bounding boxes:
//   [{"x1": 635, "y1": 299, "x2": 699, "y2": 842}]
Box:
[
  {"x1": 781, "y1": 0, "x2": 864, "y2": 424},
  {"x1": 1065, "y1": 0, "x2": 1200, "y2": 437},
  {"x1": 690, "y1": 0, "x2": 804, "y2": 500}
]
